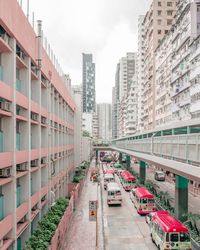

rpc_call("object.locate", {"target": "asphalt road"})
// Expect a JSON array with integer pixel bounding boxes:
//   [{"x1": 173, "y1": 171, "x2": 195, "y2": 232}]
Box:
[
  {"x1": 132, "y1": 163, "x2": 200, "y2": 214},
  {"x1": 100, "y1": 166, "x2": 157, "y2": 250}
]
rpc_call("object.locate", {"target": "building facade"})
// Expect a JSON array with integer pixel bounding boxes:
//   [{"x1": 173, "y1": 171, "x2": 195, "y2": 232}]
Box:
[
  {"x1": 82, "y1": 53, "x2": 95, "y2": 113},
  {"x1": 112, "y1": 63, "x2": 120, "y2": 139},
  {"x1": 141, "y1": 0, "x2": 177, "y2": 130},
  {"x1": 97, "y1": 103, "x2": 112, "y2": 140},
  {"x1": 0, "y1": 1, "x2": 87, "y2": 249},
  {"x1": 155, "y1": 31, "x2": 173, "y2": 127},
  {"x1": 171, "y1": 0, "x2": 200, "y2": 121},
  {"x1": 137, "y1": 15, "x2": 145, "y2": 132},
  {"x1": 124, "y1": 75, "x2": 138, "y2": 135}
]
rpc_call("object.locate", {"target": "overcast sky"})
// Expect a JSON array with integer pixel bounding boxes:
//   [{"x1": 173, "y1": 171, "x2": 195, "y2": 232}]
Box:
[{"x1": 28, "y1": 0, "x2": 150, "y2": 103}]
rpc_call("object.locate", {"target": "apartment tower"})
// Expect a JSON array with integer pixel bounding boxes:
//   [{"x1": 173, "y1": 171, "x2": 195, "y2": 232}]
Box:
[
  {"x1": 82, "y1": 53, "x2": 95, "y2": 113},
  {"x1": 141, "y1": 0, "x2": 177, "y2": 130}
]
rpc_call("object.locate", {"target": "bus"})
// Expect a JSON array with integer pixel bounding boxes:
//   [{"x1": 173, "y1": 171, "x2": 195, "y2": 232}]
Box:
[
  {"x1": 150, "y1": 211, "x2": 191, "y2": 250},
  {"x1": 120, "y1": 171, "x2": 136, "y2": 191},
  {"x1": 130, "y1": 187, "x2": 156, "y2": 214},
  {"x1": 107, "y1": 182, "x2": 122, "y2": 206}
]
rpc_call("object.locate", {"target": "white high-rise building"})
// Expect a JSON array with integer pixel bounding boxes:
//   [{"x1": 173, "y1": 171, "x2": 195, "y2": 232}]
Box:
[
  {"x1": 124, "y1": 75, "x2": 138, "y2": 135},
  {"x1": 155, "y1": 32, "x2": 173, "y2": 128},
  {"x1": 97, "y1": 103, "x2": 112, "y2": 140},
  {"x1": 137, "y1": 15, "x2": 145, "y2": 132},
  {"x1": 171, "y1": 0, "x2": 200, "y2": 121}
]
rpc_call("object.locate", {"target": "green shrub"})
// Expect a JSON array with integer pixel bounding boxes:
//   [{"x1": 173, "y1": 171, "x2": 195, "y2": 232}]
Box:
[{"x1": 24, "y1": 197, "x2": 69, "y2": 250}]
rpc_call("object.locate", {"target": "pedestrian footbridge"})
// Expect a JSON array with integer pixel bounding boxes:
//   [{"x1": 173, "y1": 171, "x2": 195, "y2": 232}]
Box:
[{"x1": 94, "y1": 119, "x2": 200, "y2": 221}]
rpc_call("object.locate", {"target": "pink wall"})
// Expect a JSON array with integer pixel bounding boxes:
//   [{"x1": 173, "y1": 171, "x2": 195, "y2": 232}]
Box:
[
  {"x1": 16, "y1": 150, "x2": 29, "y2": 164},
  {"x1": 0, "y1": 152, "x2": 13, "y2": 168},
  {"x1": 0, "y1": 81, "x2": 13, "y2": 101},
  {"x1": 16, "y1": 201, "x2": 29, "y2": 222},
  {"x1": 0, "y1": 214, "x2": 13, "y2": 239},
  {"x1": 16, "y1": 92, "x2": 28, "y2": 110}
]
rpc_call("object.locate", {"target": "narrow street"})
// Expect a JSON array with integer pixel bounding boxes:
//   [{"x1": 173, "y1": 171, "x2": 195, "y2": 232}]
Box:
[{"x1": 100, "y1": 164, "x2": 157, "y2": 250}]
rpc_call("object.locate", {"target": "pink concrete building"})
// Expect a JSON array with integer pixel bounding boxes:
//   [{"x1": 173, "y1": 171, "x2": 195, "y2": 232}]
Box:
[{"x1": 0, "y1": 0, "x2": 77, "y2": 249}]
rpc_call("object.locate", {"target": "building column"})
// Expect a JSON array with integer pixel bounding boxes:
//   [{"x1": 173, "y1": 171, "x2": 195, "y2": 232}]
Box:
[
  {"x1": 119, "y1": 152, "x2": 122, "y2": 164},
  {"x1": 95, "y1": 150, "x2": 98, "y2": 166},
  {"x1": 139, "y1": 161, "x2": 146, "y2": 185},
  {"x1": 175, "y1": 175, "x2": 188, "y2": 221},
  {"x1": 126, "y1": 155, "x2": 131, "y2": 170}
]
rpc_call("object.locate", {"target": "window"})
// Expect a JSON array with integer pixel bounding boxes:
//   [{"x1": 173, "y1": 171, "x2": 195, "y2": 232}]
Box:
[
  {"x1": 165, "y1": 30, "x2": 168, "y2": 34},
  {"x1": 158, "y1": 30, "x2": 162, "y2": 34},
  {"x1": 170, "y1": 233, "x2": 179, "y2": 242},
  {"x1": 167, "y1": 10, "x2": 173, "y2": 16},
  {"x1": 167, "y1": 19, "x2": 172, "y2": 25},
  {"x1": 158, "y1": 19, "x2": 162, "y2": 25},
  {"x1": 0, "y1": 118, "x2": 2, "y2": 131},
  {"x1": 167, "y1": 2, "x2": 172, "y2": 6},
  {"x1": 158, "y1": 10, "x2": 162, "y2": 16},
  {"x1": 158, "y1": 1, "x2": 161, "y2": 6}
]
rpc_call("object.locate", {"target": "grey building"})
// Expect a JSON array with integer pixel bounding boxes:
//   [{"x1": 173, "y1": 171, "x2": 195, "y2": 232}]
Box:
[{"x1": 82, "y1": 53, "x2": 96, "y2": 113}]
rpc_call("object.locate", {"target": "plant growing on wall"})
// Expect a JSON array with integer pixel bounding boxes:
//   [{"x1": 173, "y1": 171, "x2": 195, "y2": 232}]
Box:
[{"x1": 24, "y1": 197, "x2": 69, "y2": 250}]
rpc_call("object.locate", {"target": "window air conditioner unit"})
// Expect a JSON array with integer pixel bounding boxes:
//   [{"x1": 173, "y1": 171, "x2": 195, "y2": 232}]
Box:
[
  {"x1": 31, "y1": 160, "x2": 38, "y2": 167},
  {"x1": 0, "y1": 167, "x2": 11, "y2": 177},
  {"x1": 19, "y1": 216, "x2": 26, "y2": 223},
  {"x1": 41, "y1": 158, "x2": 47, "y2": 165},
  {"x1": 31, "y1": 113, "x2": 38, "y2": 121},
  {"x1": 32, "y1": 204, "x2": 38, "y2": 211},
  {"x1": 16, "y1": 163, "x2": 27, "y2": 171},
  {"x1": 41, "y1": 117, "x2": 46, "y2": 124},
  {"x1": 0, "y1": 101, "x2": 10, "y2": 112}
]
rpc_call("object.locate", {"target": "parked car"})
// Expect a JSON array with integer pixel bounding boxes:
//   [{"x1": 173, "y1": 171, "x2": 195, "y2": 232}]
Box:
[{"x1": 154, "y1": 171, "x2": 165, "y2": 181}]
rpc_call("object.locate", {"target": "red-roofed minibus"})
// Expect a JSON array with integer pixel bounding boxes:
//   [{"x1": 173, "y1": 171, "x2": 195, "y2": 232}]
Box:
[
  {"x1": 150, "y1": 211, "x2": 191, "y2": 250},
  {"x1": 120, "y1": 171, "x2": 136, "y2": 191},
  {"x1": 130, "y1": 187, "x2": 156, "y2": 214}
]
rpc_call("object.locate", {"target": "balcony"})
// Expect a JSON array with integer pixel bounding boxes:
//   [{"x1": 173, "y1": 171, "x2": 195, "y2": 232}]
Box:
[
  {"x1": 16, "y1": 132, "x2": 20, "y2": 150},
  {"x1": 0, "y1": 65, "x2": 3, "y2": 81},
  {"x1": 0, "y1": 131, "x2": 3, "y2": 152},
  {"x1": 16, "y1": 79, "x2": 22, "y2": 92},
  {"x1": 0, "y1": 194, "x2": 4, "y2": 221},
  {"x1": 190, "y1": 84, "x2": 200, "y2": 96}
]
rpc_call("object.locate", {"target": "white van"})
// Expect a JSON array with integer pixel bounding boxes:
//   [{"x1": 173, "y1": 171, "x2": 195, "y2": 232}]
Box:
[
  {"x1": 104, "y1": 173, "x2": 115, "y2": 190},
  {"x1": 107, "y1": 183, "x2": 122, "y2": 206}
]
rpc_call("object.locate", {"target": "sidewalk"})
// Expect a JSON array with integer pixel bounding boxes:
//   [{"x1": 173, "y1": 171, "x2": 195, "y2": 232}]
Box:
[{"x1": 62, "y1": 161, "x2": 103, "y2": 250}]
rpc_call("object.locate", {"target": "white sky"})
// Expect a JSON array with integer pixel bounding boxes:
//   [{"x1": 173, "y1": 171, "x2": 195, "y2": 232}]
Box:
[{"x1": 27, "y1": 0, "x2": 150, "y2": 103}]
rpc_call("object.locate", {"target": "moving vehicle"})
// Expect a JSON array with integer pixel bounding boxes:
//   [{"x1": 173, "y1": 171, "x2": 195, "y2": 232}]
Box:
[
  {"x1": 120, "y1": 170, "x2": 136, "y2": 191},
  {"x1": 107, "y1": 182, "x2": 122, "y2": 206},
  {"x1": 150, "y1": 211, "x2": 191, "y2": 250},
  {"x1": 104, "y1": 173, "x2": 115, "y2": 190},
  {"x1": 130, "y1": 187, "x2": 156, "y2": 214},
  {"x1": 103, "y1": 169, "x2": 115, "y2": 175},
  {"x1": 154, "y1": 171, "x2": 165, "y2": 181}
]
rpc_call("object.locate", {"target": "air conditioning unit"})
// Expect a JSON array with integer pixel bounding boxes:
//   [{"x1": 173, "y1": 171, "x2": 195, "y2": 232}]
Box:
[
  {"x1": 41, "y1": 195, "x2": 46, "y2": 202},
  {"x1": 31, "y1": 160, "x2": 38, "y2": 167},
  {"x1": 16, "y1": 163, "x2": 27, "y2": 171},
  {"x1": 19, "y1": 216, "x2": 26, "y2": 223},
  {"x1": 0, "y1": 101, "x2": 10, "y2": 112},
  {"x1": 41, "y1": 116, "x2": 46, "y2": 124},
  {"x1": 41, "y1": 157, "x2": 47, "y2": 164},
  {"x1": 32, "y1": 204, "x2": 38, "y2": 211},
  {"x1": 0, "y1": 168, "x2": 11, "y2": 177},
  {"x1": 31, "y1": 113, "x2": 38, "y2": 121}
]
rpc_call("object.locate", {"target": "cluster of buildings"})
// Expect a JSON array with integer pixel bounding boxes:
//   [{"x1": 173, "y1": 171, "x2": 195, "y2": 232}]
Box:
[
  {"x1": 112, "y1": 0, "x2": 200, "y2": 139},
  {"x1": 80, "y1": 53, "x2": 112, "y2": 142}
]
